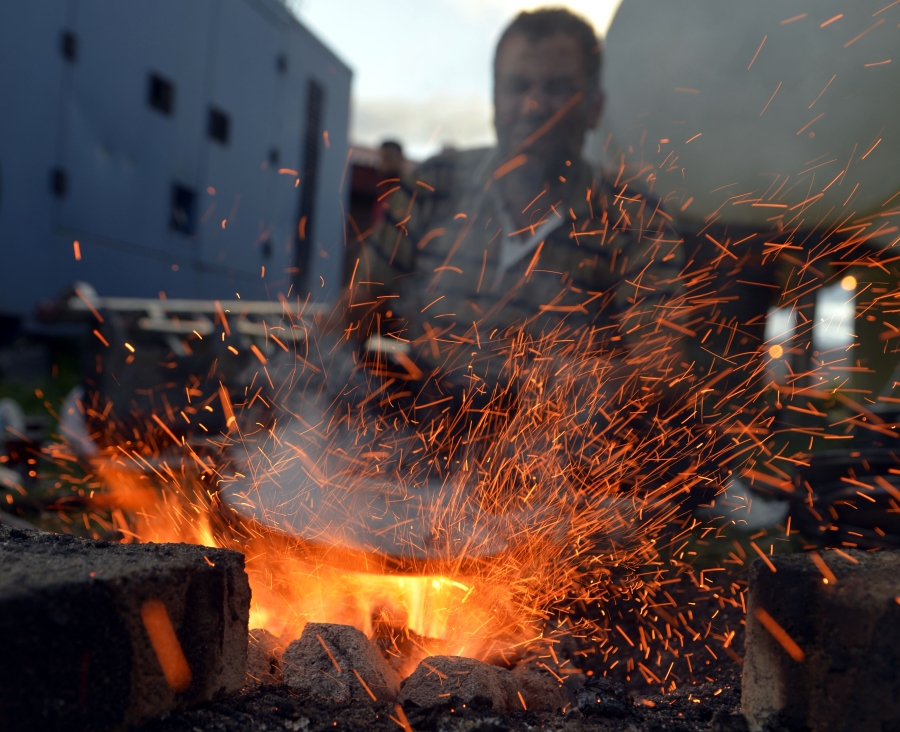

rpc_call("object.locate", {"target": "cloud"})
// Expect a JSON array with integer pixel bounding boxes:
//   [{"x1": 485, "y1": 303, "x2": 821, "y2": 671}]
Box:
[
  {"x1": 351, "y1": 93, "x2": 496, "y2": 160},
  {"x1": 442, "y1": 0, "x2": 623, "y2": 36}
]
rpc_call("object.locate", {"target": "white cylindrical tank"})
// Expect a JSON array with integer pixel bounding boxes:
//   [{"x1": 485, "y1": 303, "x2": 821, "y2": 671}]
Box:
[{"x1": 590, "y1": 0, "x2": 900, "y2": 238}]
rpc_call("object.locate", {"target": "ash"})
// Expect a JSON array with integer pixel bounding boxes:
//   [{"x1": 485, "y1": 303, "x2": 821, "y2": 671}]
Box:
[{"x1": 140, "y1": 668, "x2": 743, "y2": 732}]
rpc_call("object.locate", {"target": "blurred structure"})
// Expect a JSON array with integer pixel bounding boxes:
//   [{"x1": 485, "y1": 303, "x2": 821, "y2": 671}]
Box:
[
  {"x1": 591, "y1": 0, "x2": 899, "y2": 231},
  {"x1": 587, "y1": 0, "x2": 900, "y2": 539},
  {"x1": 590, "y1": 0, "x2": 900, "y2": 396},
  {"x1": 0, "y1": 0, "x2": 351, "y2": 319}
]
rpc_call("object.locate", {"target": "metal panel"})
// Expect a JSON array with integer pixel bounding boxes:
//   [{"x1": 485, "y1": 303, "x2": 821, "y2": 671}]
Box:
[
  {"x1": 284, "y1": 24, "x2": 352, "y2": 303},
  {"x1": 0, "y1": 0, "x2": 351, "y2": 314},
  {"x1": 195, "y1": 0, "x2": 290, "y2": 300},
  {"x1": 0, "y1": 0, "x2": 71, "y2": 312},
  {"x1": 56, "y1": 0, "x2": 212, "y2": 298}
]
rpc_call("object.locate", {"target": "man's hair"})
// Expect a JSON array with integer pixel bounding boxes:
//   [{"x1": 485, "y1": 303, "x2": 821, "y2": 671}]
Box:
[
  {"x1": 380, "y1": 140, "x2": 403, "y2": 155},
  {"x1": 494, "y1": 7, "x2": 602, "y2": 91}
]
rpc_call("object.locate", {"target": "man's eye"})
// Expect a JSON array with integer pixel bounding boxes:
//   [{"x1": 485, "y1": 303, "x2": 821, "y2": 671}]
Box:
[
  {"x1": 501, "y1": 79, "x2": 531, "y2": 95},
  {"x1": 547, "y1": 80, "x2": 579, "y2": 96}
]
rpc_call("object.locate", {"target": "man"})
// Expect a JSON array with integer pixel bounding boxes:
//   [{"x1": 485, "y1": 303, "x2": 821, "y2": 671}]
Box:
[
  {"x1": 370, "y1": 140, "x2": 411, "y2": 230},
  {"x1": 353, "y1": 7, "x2": 679, "y2": 354},
  {"x1": 345, "y1": 8, "x2": 684, "y2": 486}
]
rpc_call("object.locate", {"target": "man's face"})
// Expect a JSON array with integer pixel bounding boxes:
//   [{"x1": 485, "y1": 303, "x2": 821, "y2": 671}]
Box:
[
  {"x1": 494, "y1": 32, "x2": 602, "y2": 165},
  {"x1": 379, "y1": 147, "x2": 403, "y2": 178}
]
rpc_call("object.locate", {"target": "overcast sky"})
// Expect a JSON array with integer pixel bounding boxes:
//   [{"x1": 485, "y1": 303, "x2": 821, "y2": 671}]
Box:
[{"x1": 292, "y1": 0, "x2": 623, "y2": 159}]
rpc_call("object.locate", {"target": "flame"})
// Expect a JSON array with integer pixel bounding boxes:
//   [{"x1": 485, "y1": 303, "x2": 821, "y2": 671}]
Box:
[{"x1": 91, "y1": 460, "x2": 547, "y2": 660}]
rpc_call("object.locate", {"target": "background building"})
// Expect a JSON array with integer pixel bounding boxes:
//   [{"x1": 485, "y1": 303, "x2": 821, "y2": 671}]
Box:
[{"x1": 0, "y1": 0, "x2": 351, "y2": 317}]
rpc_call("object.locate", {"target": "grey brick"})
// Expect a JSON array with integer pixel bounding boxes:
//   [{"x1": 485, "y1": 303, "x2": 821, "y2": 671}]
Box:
[
  {"x1": 0, "y1": 525, "x2": 250, "y2": 731},
  {"x1": 743, "y1": 550, "x2": 900, "y2": 732}
]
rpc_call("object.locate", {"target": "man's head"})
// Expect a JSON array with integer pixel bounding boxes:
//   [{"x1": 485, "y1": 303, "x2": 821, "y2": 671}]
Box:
[
  {"x1": 493, "y1": 8, "x2": 603, "y2": 168},
  {"x1": 378, "y1": 140, "x2": 404, "y2": 178}
]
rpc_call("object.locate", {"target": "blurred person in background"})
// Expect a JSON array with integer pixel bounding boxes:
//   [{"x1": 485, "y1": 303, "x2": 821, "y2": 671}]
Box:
[
  {"x1": 371, "y1": 139, "x2": 412, "y2": 230},
  {"x1": 343, "y1": 7, "x2": 685, "y2": 490}
]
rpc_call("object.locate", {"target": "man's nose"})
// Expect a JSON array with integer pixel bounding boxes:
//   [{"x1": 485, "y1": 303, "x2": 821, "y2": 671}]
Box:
[{"x1": 520, "y1": 88, "x2": 554, "y2": 116}]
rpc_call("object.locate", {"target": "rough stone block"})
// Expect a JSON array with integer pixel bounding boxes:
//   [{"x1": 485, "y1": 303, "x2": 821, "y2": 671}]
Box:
[
  {"x1": 0, "y1": 525, "x2": 250, "y2": 731},
  {"x1": 282, "y1": 622, "x2": 400, "y2": 702},
  {"x1": 743, "y1": 550, "x2": 900, "y2": 732},
  {"x1": 246, "y1": 628, "x2": 285, "y2": 687},
  {"x1": 398, "y1": 655, "x2": 513, "y2": 711}
]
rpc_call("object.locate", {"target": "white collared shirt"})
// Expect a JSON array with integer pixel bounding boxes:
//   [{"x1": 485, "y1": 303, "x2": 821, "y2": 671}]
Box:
[{"x1": 493, "y1": 205, "x2": 564, "y2": 289}]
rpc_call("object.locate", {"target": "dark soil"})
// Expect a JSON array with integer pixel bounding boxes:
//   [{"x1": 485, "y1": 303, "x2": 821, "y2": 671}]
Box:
[{"x1": 140, "y1": 667, "x2": 743, "y2": 732}]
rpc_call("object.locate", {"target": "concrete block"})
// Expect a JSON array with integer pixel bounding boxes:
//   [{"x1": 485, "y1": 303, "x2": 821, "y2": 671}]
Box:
[
  {"x1": 0, "y1": 525, "x2": 250, "y2": 731},
  {"x1": 282, "y1": 622, "x2": 400, "y2": 703},
  {"x1": 397, "y1": 655, "x2": 512, "y2": 711},
  {"x1": 743, "y1": 550, "x2": 900, "y2": 732}
]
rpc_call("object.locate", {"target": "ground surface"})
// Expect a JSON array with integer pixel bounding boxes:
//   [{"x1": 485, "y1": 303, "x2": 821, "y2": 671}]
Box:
[{"x1": 141, "y1": 669, "x2": 743, "y2": 732}]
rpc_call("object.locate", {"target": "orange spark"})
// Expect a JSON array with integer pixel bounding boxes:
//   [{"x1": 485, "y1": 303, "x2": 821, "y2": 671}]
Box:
[
  {"x1": 844, "y1": 19, "x2": 885, "y2": 47},
  {"x1": 750, "y1": 541, "x2": 777, "y2": 572},
  {"x1": 760, "y1": 82, "x2": 782, "y2": 115},
  {"x1": 141, "y1": 599, "x2": 193, "y2": 691},
  {"x1": 809, "y1": 552, "x2": 837, "y2": 584},
  {"x1": 754, "y1": 608, "x2": 805, "y2": 662},
  {"x1": 493, "y1": 154, "x2": 528, "y2": 181},
  {"x1": 747, "y1": 35, "x2": 766, "y2": 69}
]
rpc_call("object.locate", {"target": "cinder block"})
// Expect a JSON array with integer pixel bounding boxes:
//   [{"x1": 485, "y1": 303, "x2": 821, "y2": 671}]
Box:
[
  {"x1": 743, "y1": 550, "x2": 900, "y2": 732},
  {"x1": 0, "y1": 525, "x2": 250, "y2": 731}
]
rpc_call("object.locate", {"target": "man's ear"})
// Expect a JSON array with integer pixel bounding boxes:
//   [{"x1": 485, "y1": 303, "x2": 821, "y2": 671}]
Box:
[{"x1": 587, "y1": 89, "x2": 605, "y2": 130}]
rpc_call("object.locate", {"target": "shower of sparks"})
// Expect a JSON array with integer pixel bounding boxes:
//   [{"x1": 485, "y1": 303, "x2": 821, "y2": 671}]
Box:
[{"x1": 31, "y1": 67, "x2": 900, "y2": 693}]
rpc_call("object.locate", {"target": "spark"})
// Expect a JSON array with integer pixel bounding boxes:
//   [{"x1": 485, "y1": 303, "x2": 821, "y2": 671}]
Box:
[
  {"x1": 844, "y1": 18, "x2": 885, "y2": 47},
  {"x1": 747, "y1": 36, "x2": 767, "y2": 70},
  {"x1": 809, "y1": 74, "x2": 836, "y2": 108},
  {"x1": 760, "y1": 82, "x2": 782, "y2": 116},
  {"x1": 874, "y1": 0, "x2": 900, "y2": 15},
  {"x1": 796, "y1": 113, "x2": 824, "y2": 136},
  {"x1": 141, "y1": 599, "x2": 193, "y2": 690}
]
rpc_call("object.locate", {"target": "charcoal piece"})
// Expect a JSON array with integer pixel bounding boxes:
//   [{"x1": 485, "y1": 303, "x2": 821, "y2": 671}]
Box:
[
  {"x1": 512, "y1": 662, "x2": 567, "y2": 711},
  {"x1": 575, "y1": 675, "x2": 628, "y2": 718},
  {"x1": 398, "y1": 655, "x2": 512, "y2": 711},
  {"x1": 0, "y1": 525, "x2": 250, "y2": 731},
  {"x1": 743, "y1": 550, "x2": 900, "y2": 732},
  {"x1": 372, "y1": 626, "x2": 429, "y2": 679},
  {"x1": 246, "y1": 628, "x2": 285, "y2": 686},
  {"x1": 282, "y1": 622, "x2": 400, "y2": 703}
]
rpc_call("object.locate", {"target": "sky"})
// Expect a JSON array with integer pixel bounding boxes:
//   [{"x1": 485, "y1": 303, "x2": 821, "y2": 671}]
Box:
[{"x1": 292, "y1": 0, "x2": 623, "y2": 160}]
